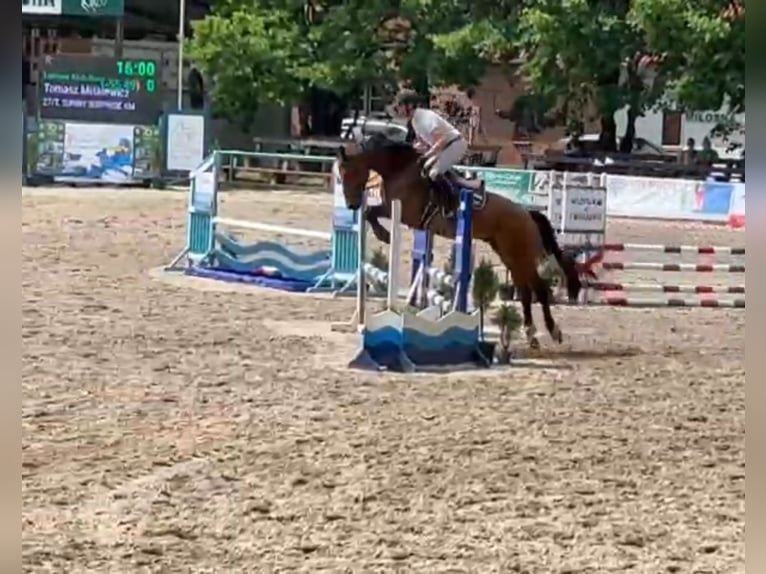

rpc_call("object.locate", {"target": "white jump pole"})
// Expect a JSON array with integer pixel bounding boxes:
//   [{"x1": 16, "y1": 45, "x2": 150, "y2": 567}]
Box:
[
  {"x1": 387, "y1": 199, "x2": 402, "y2": 309},
  {"x1": 355, "y1": 192, "x2": 368, "y2": 332},
  {"x1": 214, "y1": 218, "x2": 331, "y2": 240}
]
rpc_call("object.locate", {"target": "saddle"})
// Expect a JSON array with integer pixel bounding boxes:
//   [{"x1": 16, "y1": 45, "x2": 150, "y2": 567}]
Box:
[
  {"x1": 445, "y1": 170, "x2": 485, "y2": 192},
  {"x1": 425, "y1": 171, "x2": 486, "y2": 223}
]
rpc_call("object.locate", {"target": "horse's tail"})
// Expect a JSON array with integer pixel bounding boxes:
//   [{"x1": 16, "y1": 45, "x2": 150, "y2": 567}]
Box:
[
  {"x1": 528, "y1": 208, "x2": 582, "y2": 302},
  {"x1": 528, "y1": 208, "x2": 564, "y2": 265}
]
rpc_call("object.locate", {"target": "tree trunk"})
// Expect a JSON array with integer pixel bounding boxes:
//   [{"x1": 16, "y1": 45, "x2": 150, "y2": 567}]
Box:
[
  {"x1": 599, "y1": 115, "x2": 618, "y2": 152},
  {"x1": 619, "y1": 106, "x2": 638, "y2": 153}
]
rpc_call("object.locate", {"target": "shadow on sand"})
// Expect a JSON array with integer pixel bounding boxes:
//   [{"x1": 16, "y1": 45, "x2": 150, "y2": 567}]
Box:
[{"x1": 513, "y1": 346, "x2": 642, "y2": 363}]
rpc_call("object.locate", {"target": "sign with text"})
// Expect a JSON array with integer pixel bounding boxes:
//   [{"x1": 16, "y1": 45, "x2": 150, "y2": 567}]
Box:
[
  {"x1": 546, "y1": 173, "x2": 607, "y2": 233},
  {"x1": 38, "y1": 55, "x2": 162, "y2": 125},
  {"x1": 22, "y1": 0, "x2": 61, "y2": 14},
  {"x1": 63, "y1": 0, "x2": 124, "y2": 16},
  {"x1": 23, "y1": 0, "x2": 123, "y2": 15},
  {"x1": 464, "y1": 167, "x2": 533, "y2": 205}
]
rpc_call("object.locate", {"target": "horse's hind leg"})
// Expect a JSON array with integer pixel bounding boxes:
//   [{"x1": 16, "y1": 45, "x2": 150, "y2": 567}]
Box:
[
  {"x1": 519, "y1": 286, "x2": 540, "y2": 349},
  {"x1": 535, "y1": 279, "x2": 563, "y2": 343}
]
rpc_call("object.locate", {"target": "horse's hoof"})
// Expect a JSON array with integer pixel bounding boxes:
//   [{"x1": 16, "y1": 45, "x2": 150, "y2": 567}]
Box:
[
  {"x1": 528, "y1": 337, "x2": 540, "y2": 350},
  {"x1": 552, "y1": 325, "x2": 564, "y2": 343}
]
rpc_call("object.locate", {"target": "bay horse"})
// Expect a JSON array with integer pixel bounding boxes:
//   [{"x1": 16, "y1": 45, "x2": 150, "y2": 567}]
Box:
[{"x1": 336, "y1": 135, "x2": 582, "y2": 349}]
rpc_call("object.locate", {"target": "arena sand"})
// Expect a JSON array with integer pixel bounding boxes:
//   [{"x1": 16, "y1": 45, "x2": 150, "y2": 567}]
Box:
[{"x1": 22, "y1": 187, "x2": 744, "y2": 573}]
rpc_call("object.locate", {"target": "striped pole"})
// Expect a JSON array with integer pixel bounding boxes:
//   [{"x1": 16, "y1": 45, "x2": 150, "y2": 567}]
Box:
[
  {"x1": 598, "y1": 243, "x2": 745, "y2": 255},
  {"x1": 601, "y1": 262, "x2": 745, "y2": 273},
  {"x1": 588, "y1": 282, "x2": 745, "y2": 294},
  {"x1": 593, "y1": 297, "x2": 745, "y2": 308}
]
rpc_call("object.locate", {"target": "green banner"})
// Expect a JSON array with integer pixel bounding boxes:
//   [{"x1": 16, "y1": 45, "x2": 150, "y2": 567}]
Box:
[
  {"x1": 464, "y1": 167, "x2": 534, "y2": 205},
  {"x1": 62, "y1": 0, "x2": 123, "y2": 16}
]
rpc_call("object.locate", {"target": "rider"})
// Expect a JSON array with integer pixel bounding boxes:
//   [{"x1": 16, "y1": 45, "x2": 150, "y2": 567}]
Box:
[{"x1": 395, "y1": 91, "x2": 468, "y2": 210}]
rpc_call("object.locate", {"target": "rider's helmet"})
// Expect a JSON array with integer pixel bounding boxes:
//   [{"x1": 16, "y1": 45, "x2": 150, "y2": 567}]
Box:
[{"x1": 395, "y1": 90, "x2": 424, "y2": 114}]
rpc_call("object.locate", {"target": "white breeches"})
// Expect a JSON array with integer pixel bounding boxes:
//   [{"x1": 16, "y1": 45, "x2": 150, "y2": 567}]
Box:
[{"x1": 423, "y1": 137, "x2": 468, "y2": 179}]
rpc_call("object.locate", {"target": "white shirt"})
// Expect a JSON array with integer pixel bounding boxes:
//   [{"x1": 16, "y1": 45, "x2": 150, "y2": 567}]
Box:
[{"x1": 411, "y1": 108, "x2": 461, "y2": 146}]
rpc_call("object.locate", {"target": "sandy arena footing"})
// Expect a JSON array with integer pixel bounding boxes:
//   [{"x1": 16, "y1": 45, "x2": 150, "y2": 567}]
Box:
[{"x1": 23, "y1": 186, "x2": 744, "y2": 572}]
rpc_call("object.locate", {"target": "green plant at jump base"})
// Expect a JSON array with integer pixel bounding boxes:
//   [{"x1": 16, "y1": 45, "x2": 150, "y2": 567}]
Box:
[
  {"x1": 26, "y1": 131, "x2": 38, "y2": 172},
  {"x1": 369, "y1": 247, "x2": 388, "y2": 271},
  {"x1": 472, "y1": 258, "x2": 499, "y2": 341},
  {"x1": 492, "y1": 304, "x2": 522, "y2": 364}
]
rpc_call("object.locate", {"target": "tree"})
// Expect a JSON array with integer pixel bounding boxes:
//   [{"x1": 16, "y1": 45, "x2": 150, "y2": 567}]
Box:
[
  {"x1": 513, "y1": 0, "x2": 655, "y2": 151},
  {"x1": 630, "y1": 0, "x2": 744, "y2": 115},
  {"x1": 187, "y1": 0, "x2": 492, "y2": 128},
  {"x1": 189, "y1": 0, "x2": 744, "y2": 144}
]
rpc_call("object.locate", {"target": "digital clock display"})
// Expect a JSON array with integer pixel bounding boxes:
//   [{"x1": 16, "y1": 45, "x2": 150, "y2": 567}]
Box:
[{"x1": 38, "y1": 55, "x2": 163, "y2": 125}]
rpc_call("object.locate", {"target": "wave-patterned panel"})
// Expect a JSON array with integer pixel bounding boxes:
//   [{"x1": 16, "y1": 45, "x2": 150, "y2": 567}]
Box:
[
  {"x1": 402, "y1": 310, "x2": 481, "y2": 367},
  {"x1": 361, "y1": 311, "x2": 408, "y2": 371},
  {"x1": 402, "y1": 310, "x2": 480, "y2": 340},
  {"x1": 213, "y1": 234, "x2": 331, "y2": 282},
  {"x1": 403, "y1": 342, "x2": 480, "y2": 367}
]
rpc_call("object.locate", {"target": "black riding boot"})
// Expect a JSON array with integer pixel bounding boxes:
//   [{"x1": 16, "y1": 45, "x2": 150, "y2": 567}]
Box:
[{"x1": 432, "y1": 175, "x2": 458, "y2": 217}]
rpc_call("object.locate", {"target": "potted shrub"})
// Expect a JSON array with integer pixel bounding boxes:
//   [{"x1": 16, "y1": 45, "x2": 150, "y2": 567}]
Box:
[
  {"x1": 492, "y1": 304, "x2": 522, "y2": 364},
  {"x1": 471, "y1": 258, "x2": 499, "y2": 361}
]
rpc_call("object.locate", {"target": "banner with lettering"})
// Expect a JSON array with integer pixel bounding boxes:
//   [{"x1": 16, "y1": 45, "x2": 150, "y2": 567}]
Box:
[
  {"x1": 22, "y1": 0, "x2": 61, "y2": 14},
  {"x1": 23, "y1": 0, "x2": 124, "y2": 16},
  {"x1": 605, "y1": 175, "x2": 699, "y2": 220},
  {"x1": 462, "y1": 167, "x2": 533, "y2": 205},
  {"x1": 62, "y1": 0, "x2": 124, "y2": 17}
]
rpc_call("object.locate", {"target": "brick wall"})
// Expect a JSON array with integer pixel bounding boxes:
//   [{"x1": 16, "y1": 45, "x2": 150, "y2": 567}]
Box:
[{"x1": 466, "y1": 66, "x2": 599, "y2": 165}]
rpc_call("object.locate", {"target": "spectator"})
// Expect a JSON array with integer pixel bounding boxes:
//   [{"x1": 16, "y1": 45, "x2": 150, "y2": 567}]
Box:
[
  {"x1": 681, "y1": 137, "x2": 696, "y2": 165},
  {"x1": 697, "y1": 136, "x2": 719, "y2": 165}
]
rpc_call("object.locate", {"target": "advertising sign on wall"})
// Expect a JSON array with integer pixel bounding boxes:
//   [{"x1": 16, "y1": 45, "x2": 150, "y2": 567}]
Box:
[
  {"x1": 22, "y1": 0, "x2": 61, "y2": 14},
  {"x1": 23, "y1": 0, "x2": 124, "y2": 15},
  {"x1": 693, "y1": 182, "x2": 733, "y2": 220},
  {"x1": 33, "y1": 119, "x2": 160, "y2": 184},
  {"x1": 465, "y1": 168, "x2": 533, "y2": 205},
  {"x1": 606, "y1": 175, "x2": 699, "y2": 221}
]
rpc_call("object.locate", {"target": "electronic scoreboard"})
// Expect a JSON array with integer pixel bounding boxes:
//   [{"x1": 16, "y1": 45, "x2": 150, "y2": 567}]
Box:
[{"x1": 38, "y1": 54, "x2": 164, "y2": 125}]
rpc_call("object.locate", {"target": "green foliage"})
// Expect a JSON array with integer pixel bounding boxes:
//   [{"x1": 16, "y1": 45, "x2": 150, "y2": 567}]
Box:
[
  {"x1": 369, "y1": 247, "x2": 388, "y2": 271},
  {"x1": 188, "y1": 0, "x2": 744, "y2": 136},
  {"x1": 472, "y1": 258, "x2": 499, "y2": 311},
  {"x1": 188, "y1": 8, "x2": 307, "y2": 125},
  {"x1": 26, "y1": 131, "x2": 38, "y2": 171},
  {"x1": 471, "y1": 258, "x2": 499, "y2": 341},
  {"x1": 515, "y1": 0, "x2": 744, "y2": 141},
  {"x1": 631, "y1": 0, "x2": 744, "y2": 114},
  {"x1": 492, "y1": 303, "x2": 522, "y2": 363}
]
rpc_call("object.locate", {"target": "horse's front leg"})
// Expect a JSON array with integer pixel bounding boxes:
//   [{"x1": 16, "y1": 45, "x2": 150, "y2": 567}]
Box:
[{"x1": 365, "y1": 205, "x2": 391, "y2": 244}]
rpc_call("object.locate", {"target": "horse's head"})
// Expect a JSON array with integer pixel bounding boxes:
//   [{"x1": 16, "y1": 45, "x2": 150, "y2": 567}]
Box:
[
  {"x1": 336, "y1": 142, "x2": 370, "y2": 211},
  {"x1": 337, "y1": 134, "x2": 419, "y2": 210}
]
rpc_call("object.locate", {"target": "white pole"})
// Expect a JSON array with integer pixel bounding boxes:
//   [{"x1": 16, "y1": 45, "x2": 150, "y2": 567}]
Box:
[
  {"x1": 387, "y1": 200, "x2": 402, "y2": 310},
  {"x1": 355, "y1": 194, "x2": 368, "y2": 332},
  {"x1": 176, "y1": 0, "x2": 186, "y2": 109}
]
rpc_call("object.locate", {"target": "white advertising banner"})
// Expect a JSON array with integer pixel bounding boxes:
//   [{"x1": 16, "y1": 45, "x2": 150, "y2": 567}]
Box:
[
  {"x1": 23, "y1": 0, "x2": 61, "y2": 14},
  {"x1": 60, "y1": 122, "x2": 135, "y2": 183},
  {"x1": 545, "y1": 173, "x2": 607, "y2": 233},
  {"x1": 605, "y1": 175, "x2": 700, "y2": 221},
  {"x1": 166, "y1": 114, "x2": 206, "y2": 173},
  {"x1": 729, "y1": 182, "x2": 745, "y2": 227}
]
